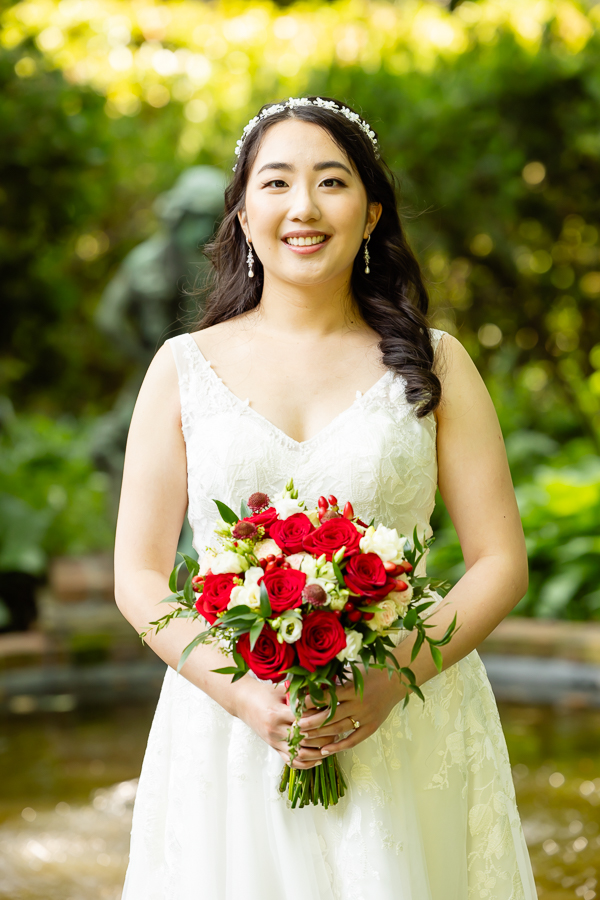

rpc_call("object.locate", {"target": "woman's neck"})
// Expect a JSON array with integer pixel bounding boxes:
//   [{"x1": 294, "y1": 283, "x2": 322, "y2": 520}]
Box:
[{"x1": 250, "y1": 272, "x2": 363, "y2": 340}]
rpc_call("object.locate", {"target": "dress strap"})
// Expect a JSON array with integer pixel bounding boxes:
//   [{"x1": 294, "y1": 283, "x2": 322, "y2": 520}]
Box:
[
  {"x1": 165, "y1": 333, "x2": 209, "y2": 442},
  {"x1": 429, "y1": 327, "x2": 447, "y2": 357}
]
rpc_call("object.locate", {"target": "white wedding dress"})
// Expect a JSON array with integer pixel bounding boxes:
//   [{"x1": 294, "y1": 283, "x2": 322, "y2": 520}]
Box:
[{"x1": 122, "y1": 329, "x2": 537, "y2": 900}]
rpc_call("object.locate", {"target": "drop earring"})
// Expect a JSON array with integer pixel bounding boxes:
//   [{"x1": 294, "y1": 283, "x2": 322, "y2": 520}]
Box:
[
  {"x1": 246, "y1": 238, "x2": 254, "y2": 278},
  {"x1": 364, "y1": 234, "x2": 371, "y2": 275}
]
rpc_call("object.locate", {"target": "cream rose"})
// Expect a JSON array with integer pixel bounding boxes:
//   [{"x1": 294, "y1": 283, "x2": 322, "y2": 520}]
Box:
[
  {"x1": 254, "y1": 538, "x2": 281, "y2": 560},
  {"x1": 272, "y1": 497, "x2": 304, "y2": 519},
  {"x1": 365, "y1": 598, "x2": 399, "y2": 632},
  {"x1": 228, "y1": 582, "x2": 261, "y2": 610}
]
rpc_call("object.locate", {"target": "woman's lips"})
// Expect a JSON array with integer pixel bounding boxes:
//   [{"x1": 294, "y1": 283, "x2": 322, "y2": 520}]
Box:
[{"x1": 282, "y1": 236, "x2": 331, "y2": 255}]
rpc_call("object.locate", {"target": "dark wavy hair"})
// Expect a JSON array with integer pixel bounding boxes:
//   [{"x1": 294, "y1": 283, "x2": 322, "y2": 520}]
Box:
[{"x1": 197, "y1": 97, "x2": 442, "y2": 418}]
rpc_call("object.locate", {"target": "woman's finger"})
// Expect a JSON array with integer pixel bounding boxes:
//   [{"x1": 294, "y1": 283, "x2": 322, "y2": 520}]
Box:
[{"x1": 320, "y1": 725, "x2": 372, "y2": 756}]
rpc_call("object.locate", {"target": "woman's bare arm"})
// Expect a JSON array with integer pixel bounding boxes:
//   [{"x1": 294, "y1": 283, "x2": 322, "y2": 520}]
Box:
[{"x1": 114, "y1": 345, "x2": 298, "y2": 761}]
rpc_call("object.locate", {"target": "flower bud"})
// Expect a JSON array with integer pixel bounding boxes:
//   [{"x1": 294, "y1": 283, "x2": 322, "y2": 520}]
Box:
[
  {"x1": 318, "y1": 496, "x2": 329, "y2": 510},
  {"x1": 394, "y1": 579, "x2": 408, "y2": 592},
  {"x1": 343, "y1": 501, "x2": 354, "y2": 519},
  {"x1": 327, "y1": 495, "x2": 338, "y2": 506},
  {"x1": 402, "y1": 562, "x2": 413, "y2": 573}
]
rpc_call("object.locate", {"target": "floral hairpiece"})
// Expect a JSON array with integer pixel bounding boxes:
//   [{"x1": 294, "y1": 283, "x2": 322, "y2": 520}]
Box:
[{"x1": 232, "y1": 97, "x2": 379, "y2": 171}]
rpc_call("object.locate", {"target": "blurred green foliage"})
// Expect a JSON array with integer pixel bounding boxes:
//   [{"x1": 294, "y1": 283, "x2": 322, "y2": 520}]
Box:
[
  {"x1": 0, "y1": 0, "x2": 599, "y2": 616},
  {"x1": 0, "y1": 402, "x2": 112, "y2": 574}
]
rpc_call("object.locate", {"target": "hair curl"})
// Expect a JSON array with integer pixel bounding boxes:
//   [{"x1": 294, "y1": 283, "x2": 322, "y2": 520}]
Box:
[{"x1": 197, "y1": 97, "x2": 442, "y2": 418}]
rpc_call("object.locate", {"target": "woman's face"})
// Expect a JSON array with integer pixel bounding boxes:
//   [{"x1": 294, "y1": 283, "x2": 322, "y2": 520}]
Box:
[{"x1": 238, "y1": 119, "x2": 381, "y2": 290}]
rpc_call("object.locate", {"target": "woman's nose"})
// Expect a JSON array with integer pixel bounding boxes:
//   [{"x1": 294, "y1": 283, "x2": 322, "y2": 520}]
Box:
[{"x1": 287, "y1": 184, "x2": 320, "y2": 221}]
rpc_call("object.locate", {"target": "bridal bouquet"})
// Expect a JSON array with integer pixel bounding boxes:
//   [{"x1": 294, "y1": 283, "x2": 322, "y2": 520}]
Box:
[{"x1": 145, "y1": 479, "x2": 456, "y2": 809}]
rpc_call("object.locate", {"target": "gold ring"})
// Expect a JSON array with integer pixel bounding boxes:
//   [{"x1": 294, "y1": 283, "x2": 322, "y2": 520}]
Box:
[{"x1": 349, "y1": 717, "x2": 360, "y2": 730}]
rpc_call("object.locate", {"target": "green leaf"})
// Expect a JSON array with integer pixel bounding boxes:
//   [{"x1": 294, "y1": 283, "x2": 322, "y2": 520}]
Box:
[
  {"x1": 183, "y1": 573, "x2": 195, "y2": 605},
  {"x1": 240, "y1": 499, "x2": 251, "y2": 519},
  {"x1": 259, "y1": 581, "x2": 272, "y2": 618},
  {"x1": 410, "y1": 629, "x2": 426, "y2": 662},
  {"x1": 402, "y1": 607, "x2": 418, "y2": 630},
  {"x1": 211, "y1": 666, "x2": 241, "y2": 675},
  {"x1": 213, "y1": 499, "x2": 239, "y2": 524},
  {"x1": 181, "y1": 554, "x2": 199, "y2": 577},
  {"x1": 159, "y1": 593, "x2": 184, "y2": 604},
  {"x1": 350, "y1": 663, "x2": 364, "y2": 700},
  {"x1": 332, "y1": 559, "x2": 346, "y2": 588},
  {"x1": 177, "y1": 634, "x2": 204, "y2": 673},
  {"x1": 430, "y1": 644, "x2": 444, "y2": 672},
  {"x1": 249, "y1": 618, "x2": 265, "y2": 651},
  {"x1": 168, "y1": 560, "x2": 185, "y2": 593}
]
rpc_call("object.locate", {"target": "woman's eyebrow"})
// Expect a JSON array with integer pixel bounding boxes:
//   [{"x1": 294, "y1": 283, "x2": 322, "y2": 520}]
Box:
[{"x1": 255, "y1": 160, "x2": 353, "y2": 176}]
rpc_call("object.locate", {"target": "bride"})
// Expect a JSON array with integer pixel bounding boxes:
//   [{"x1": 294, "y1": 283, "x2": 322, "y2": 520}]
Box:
[{"x1": 114, "y1": 97, "x2": 537, "y2": 899}]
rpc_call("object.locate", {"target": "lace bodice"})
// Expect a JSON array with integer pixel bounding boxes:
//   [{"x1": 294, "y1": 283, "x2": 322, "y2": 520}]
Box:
[{"x1": 167, "y1": 329, "x2": 445, "y2": 573}]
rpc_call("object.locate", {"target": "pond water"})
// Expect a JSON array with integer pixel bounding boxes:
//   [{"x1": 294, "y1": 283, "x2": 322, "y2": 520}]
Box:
[{"x1": 0, "y1": 701, "x2": 599, "y2": 899}]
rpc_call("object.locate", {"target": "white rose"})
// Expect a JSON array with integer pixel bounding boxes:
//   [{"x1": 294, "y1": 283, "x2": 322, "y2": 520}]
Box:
[
  {"x1": 336, "y1": 629, "x2": 363, "y2": 662},
  {"x1": 254, "y1": 538, "x2": 281, "y2": 560},
  {"x1": 211, "y1": 551, "x2": 249, "y2": 574},
  {"x1": 272, "y1": 497, "x2": 304, "y2": 519},
  {"x1": 228, "y1": 582, "x2": 261, "y2": 610},
  {"x1": 278, "y1": 609, "x2": 303, "y2": 643},
  {"x1": 359, "y1": 524, "x2": 406, "y2": 564},
  {"x1": 365, "y1": 598, "x2": 399, "y2": 632},
  {"x1": 286, "y1": 552, "x2": 318, "y2": 579}
]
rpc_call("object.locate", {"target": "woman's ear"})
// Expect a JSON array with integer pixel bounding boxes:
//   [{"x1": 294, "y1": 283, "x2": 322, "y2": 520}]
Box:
[
  {"x1": 238, "y1": 208, "x2": 250, "y2": 242},
  {"x1": 365, "y1": 202, "x2": 383, "y2": 239}
]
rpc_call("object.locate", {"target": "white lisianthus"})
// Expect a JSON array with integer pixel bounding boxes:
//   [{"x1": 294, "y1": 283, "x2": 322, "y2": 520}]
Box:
[
  {"x1": 199, "y1": 550, "x2": 217, "y2": 575},
  {"x1": 211, "y1": 550, "x2": 249, "y2": 574},
  {"x1": 329, "y1": 592, "x2": 349, "y2": 610},
  {"x1": 317, "y1": 561, "x2": 337, "y2": 584},
  {"x1": 254, "y1": 538, "x2": 281, "y2": 560},
  {"x1": 386, "y1": 588, "x2": 413, "y2": 617},
  {"x1": 365, "y1": 598, "x2": 399, "y2": 632},
  {"x1": 336, "y1": 629, "x2": 363, "y2": 662},
  {"x1": 244, "y1": 566, "x2": 265, "y2": 586},
  {"x1": 359, "y1": 524, "x2": 407, "y2": 564},
  {"x1": 272, "y1": 497, "x2": 304, "y2": 519},
  {"x1": 228, "y1": 582, "x2": 261, "y2": 610},
  {"x1": 278, "y1": 609, "x2": 303, "y2": 643}
]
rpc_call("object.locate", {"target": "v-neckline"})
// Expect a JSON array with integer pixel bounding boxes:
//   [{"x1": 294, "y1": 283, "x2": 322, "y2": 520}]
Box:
[{"x1": 185, "y1": 334, "x2": 395, "y2": 449}]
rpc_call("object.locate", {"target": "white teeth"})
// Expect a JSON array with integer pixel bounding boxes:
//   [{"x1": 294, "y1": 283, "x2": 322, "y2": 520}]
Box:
[{"x1": 285, "y1": 235, "x2": 327, "y2": 246}]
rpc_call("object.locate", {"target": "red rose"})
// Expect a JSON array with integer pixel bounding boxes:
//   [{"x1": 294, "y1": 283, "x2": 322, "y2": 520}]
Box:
[
  {"x1": 195, "y1": 573, "x2": 236, "y2": 624},
  {"x1": 237, "y1": 628, "x2": 295, "y2": 682},
  {"x1": 262, "y1": 568, "x2": 306, "y2": 614},
  {"x1": 270, "y1": 513, "x2": 315, "y2": 554},
  {"x1": 344, "y1": 552, "x2": 396, "y2": 600},
  {"x1": 243, "y1": 506, "x2": 278, "y2": 536},
  {"x1": 296, "y1": 610, "x2": 347, "y2": 672},
  {"x1": 302, "y1": 517, "x2": 362, "y2": 561}
]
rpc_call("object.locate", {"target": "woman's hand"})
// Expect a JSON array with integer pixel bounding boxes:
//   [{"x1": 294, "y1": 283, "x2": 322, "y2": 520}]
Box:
[
  {"x1": 294, "y1": 666, "x2": 407, "y2": 764},
  {"x1": 234, "y1": 677, "x2": 323, "y2": 770}
]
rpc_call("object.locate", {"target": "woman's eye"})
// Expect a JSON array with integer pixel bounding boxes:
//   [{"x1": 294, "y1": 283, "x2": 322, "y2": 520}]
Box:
[
  {"x1": 264, "y1": 179, "x2": 288, "y2": 188},
  {"x1": 321, "y1": 178, "x2": 346, "y2": 188}
]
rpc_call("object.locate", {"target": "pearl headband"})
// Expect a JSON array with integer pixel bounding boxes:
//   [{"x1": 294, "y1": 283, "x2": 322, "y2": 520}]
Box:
[{"x1": 233, "y1": 97, "x2": 379, "y2": 171}]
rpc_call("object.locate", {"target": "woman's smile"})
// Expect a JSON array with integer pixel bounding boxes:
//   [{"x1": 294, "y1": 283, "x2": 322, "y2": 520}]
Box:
[{"x1": 282, "y1": 231, "x2": 331, "y2": 254}]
